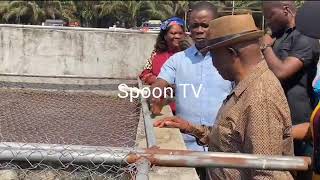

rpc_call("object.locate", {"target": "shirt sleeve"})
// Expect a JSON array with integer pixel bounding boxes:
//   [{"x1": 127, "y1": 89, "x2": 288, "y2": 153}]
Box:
[
  {"x1": 139, "y1": 50, "x2": 156, "y2": 81},
  {"x1": 157, "y1": 55, "x2": 178, "y2": 84},
  {"x1": 143, "y1": 49, "x2": 156, "y2": 70},
  {"x1": 288, "y1": 34, "x2": 316, "y2": 67},
  {"x1": 243, "y1": 98, "x2": 293, "y2": 179},
  {"x1": 188, "y1": 124, "x2": 211, "y2": 146}
]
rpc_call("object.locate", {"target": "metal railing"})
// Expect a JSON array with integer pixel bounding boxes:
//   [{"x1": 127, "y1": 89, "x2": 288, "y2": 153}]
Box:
[
  {"x1": 134, "y1": 78, "x2": 311, "y2": 180},
  {"x1": 136, "y1": 78, "x2": 157, "y2": 180},
  {"x1": 138, "y1": 78, "x2": 157, "y2": 148},
  {"x1": 0, "y1": 142, "x2": 310, "y2": 170},
  {"x1": 0, "y1": 78, "x2": 313, "y2": 180}
]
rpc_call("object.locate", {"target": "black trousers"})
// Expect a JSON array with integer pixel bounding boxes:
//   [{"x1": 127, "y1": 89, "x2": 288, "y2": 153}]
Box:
[
  {"x1": 196, "y1": 167, "x2": 207, "y2": 180},
  {"x1": 293, "y1": 140, "x2": 313, "y2": 180}
]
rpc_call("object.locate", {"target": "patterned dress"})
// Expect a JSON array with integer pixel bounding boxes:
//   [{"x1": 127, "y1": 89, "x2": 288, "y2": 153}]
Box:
[{"x1": 139, "y1": 50, "x2": 176, "y2": 113}]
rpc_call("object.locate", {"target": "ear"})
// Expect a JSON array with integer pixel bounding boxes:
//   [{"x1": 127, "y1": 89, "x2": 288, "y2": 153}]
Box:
[
  {"x1": 227, "y1": 47, "x2": 239, "y2": 57},
  {"x1": 283, "y1": 5, "x2": 292, "y2": 16},
  {"x1": 286, "y1": 6, "x2": 295, "y2": 17}
]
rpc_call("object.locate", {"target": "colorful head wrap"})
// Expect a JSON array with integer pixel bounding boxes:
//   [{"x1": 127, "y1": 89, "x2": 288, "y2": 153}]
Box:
[{"x1": 160, "y1": 17, "x2": 185, "y2": 31}]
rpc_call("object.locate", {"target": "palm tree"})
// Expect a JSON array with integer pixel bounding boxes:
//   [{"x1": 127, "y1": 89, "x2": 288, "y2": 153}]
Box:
[
  {"x1": 0, "y1": 1, "x2": 10, "y2": 23},
  {"x1": 74, "y1": 1, "x2": 100, "y2": 27},
  {"x1": 37, "y1": 1, "x2": 63, "y2": 20},
  {"x1": 209, "y1": 1, "x2": 262, "y2": 14},
  {"x1": 0, "y1": 0, "x2": 306, "y2": 27},
  {"x1": 97, "y1": 1, "x2": 117, "y2": 17},
  {"x1": 98, "y1": 1, "x2": 148, "y2": 28},
  {"x1": 146, "y1": 1, "x2": 189, "y2": 20},
  {"x1": 60, "y1": 1, "x2": 79, "y2": 23},
  {"x1": 3, "y1": 1, "x2": 44, "y2": 24}
]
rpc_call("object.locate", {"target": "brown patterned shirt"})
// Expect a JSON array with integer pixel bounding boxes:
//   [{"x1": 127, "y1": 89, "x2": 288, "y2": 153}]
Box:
[{"x1": 190, "y1": 60, "x2": 294, "y2": 180}]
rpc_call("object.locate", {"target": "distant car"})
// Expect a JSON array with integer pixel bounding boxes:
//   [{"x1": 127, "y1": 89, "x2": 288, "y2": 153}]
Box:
[
  {"x1": 44, "y1": 19, "x2": 65, "y2": 26},
  {"x1": 68, "y1": 22, "x2": 80, "y2": 27},
  {"x1": 140, "y1": 20, "x2": 161, "y2": 32}
]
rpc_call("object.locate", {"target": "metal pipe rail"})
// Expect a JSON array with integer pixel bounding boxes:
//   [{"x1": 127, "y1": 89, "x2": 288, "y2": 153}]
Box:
[
  {"x1": 0, "y1": 73, "x2": 137, "y2": 80},
  {"x1": 137, "y1": 78, "x2": 157, "y2": 148},
  {"x1": 0, "y1": 142, "x2": 310, "y2": 171}
]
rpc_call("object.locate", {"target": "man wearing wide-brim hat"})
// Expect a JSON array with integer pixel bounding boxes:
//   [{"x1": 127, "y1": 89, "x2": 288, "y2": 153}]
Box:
[{"x1": 154, "y1": 14, "x2": 294, "y2": 179}]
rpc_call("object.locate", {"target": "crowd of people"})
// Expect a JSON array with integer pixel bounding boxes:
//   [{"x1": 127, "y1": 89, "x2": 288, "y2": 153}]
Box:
[{"x1": 139, "y1": 1, "x2": 320, "y2": 180}]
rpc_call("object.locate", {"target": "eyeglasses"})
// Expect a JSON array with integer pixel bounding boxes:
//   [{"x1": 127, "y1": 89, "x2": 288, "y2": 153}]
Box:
[{"x1": 188, "y1": 23, "x2": 209, "y2": 29}]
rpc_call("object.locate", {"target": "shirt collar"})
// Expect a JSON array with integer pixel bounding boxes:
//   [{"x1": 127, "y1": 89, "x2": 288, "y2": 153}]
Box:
[
  {"x1": 189, "y1": 45, "x2": 200, "y2": 56},
  {"x1": 285, "y1": 26, "x2": 295, "y2": 33},
  {"x1": 233, "y1": 60, "x2": 269, "y2": 97},
  {"x1": 273, "y1": 26, "x2": 296, "y2": 38},
  {"x1": 189, "y1": 44, "x2": 210, "y2": 57}
]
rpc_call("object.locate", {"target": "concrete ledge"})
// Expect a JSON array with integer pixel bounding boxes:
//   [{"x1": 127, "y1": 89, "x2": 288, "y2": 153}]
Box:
[
  {"x1": 0, "y1": 24, "x2": 159, "y2": 34},
  {"x1": 137, "y1": 104, "x2": 199, "y2": 180},
  {"x1": 0, "y1": 75, "x2": 138, "y2": 96},
  {"x1": 0, "y1": 74, "x2": 137, "y2": 85}
]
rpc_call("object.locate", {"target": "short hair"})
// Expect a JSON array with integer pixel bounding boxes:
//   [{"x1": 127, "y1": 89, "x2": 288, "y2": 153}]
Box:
[
  {"x1": 190, "y1": 2, "x2": 218, "y2": 17},
  {"x1": 263, "y1": 1, "x2": 296, "y2": 13}
]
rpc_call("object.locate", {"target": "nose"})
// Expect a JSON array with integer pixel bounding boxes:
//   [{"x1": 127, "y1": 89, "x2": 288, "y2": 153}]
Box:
[
  {"x1": 194, "y1": 26, "x2": 205, "y2": 33},
  {"x1": 174, "y1": 33, "x2": 184, "y2": 39}
]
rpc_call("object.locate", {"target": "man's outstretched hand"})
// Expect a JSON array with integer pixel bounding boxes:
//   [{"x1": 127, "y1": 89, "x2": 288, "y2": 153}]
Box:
[
  {"x1": 153, "y1": 116, "x2": 193, "y2": 134},
  {"x1": 150, "y1": 97, "x2": 163, "y2": 115}
]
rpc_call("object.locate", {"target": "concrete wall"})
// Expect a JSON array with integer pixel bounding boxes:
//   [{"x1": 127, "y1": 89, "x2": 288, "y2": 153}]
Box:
[{"x1": 0, "y1": 24, "x2": 157, "y2": 79}]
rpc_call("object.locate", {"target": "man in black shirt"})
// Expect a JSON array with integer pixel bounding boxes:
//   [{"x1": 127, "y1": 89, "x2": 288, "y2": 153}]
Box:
[
  {"x1": 262, "y1": 1, "x2": 320, "y2": 179},
  {"x1": 296, "y1": 1, "x2": 320, "y2": 177},
  {"x1": 296, "y1": 1, "x2": 320, "y2": 39}
]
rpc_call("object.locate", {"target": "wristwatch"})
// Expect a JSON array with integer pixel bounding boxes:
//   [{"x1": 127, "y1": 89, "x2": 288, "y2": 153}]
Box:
[{"x1": 260, "y1": 43, "x2": 272, "y2": 52}]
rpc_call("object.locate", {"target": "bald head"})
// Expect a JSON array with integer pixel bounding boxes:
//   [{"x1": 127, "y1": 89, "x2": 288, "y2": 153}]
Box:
[
  {"x1": 263, "y1": 1, "x2": 296, "y2": 34},
  {"x1": 263, "y1": 1, "x2": 296, "y2": 13}
]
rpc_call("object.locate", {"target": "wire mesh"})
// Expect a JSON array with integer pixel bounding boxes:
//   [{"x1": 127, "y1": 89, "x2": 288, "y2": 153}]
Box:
[
  {"x1": 0, "y1": 85, "x2": 143, "y2": 180},
  {"x1": 0, "y1": 88, "x2": 140, "y2": 147},
  {"x1": 0, "y1": 142, "x2": 139, "y2": 180}
]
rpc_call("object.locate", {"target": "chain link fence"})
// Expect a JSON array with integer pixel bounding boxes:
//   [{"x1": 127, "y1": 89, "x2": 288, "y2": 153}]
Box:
[
  {"x1": 0, "y1": 84, "x2": 144, "y2": 180},
  {"x1": 0, "y1": 142, "x2": 140, "y2": 180},
  {"x1": 0, "y1": 80, "x2": 310, "y2": 180}
]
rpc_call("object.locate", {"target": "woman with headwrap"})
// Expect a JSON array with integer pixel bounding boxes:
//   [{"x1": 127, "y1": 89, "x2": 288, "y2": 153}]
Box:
[
  {"x1": 139, "y1": 17, "x2": 187, "y2": 84},
  {"x1": 139, "y1": 17, "x2": 188, "y2": 114}
]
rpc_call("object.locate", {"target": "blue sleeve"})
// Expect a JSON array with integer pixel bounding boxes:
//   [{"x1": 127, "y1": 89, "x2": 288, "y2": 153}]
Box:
[
  {"x1": 314, "y1": 78, "x2": 320, "y2": 97},
  {"x1": 157, "y1": 55, "x2": 178, "y2": 84}
]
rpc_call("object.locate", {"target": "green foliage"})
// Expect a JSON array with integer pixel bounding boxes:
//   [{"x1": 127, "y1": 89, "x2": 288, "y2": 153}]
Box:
[
  {"x1": 0, "y1": 1, "x2": 304, "y2": 28},
  {"x1": 2, "y1": 1, "x2": 44, "y2": 24},
  {"x1": 294, "y1": 0, "x2": 304, "y2": 8},
  {"x1": 147, "y1": 1, "x2": 189, "y2": 20}
]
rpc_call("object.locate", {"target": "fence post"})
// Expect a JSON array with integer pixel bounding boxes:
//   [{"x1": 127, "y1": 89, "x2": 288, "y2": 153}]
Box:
[
  {"x1": 138, "y1": 78, "x2": 157, "y2": 148},
  {"x1": 136, "y1": 158, "x2": 150, "y2": 180}
]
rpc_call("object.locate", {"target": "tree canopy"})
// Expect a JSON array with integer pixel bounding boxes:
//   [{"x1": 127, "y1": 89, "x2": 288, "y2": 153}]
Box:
[{"x1": 0, "y1": 1, "x2": 304, "y2": 28}]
